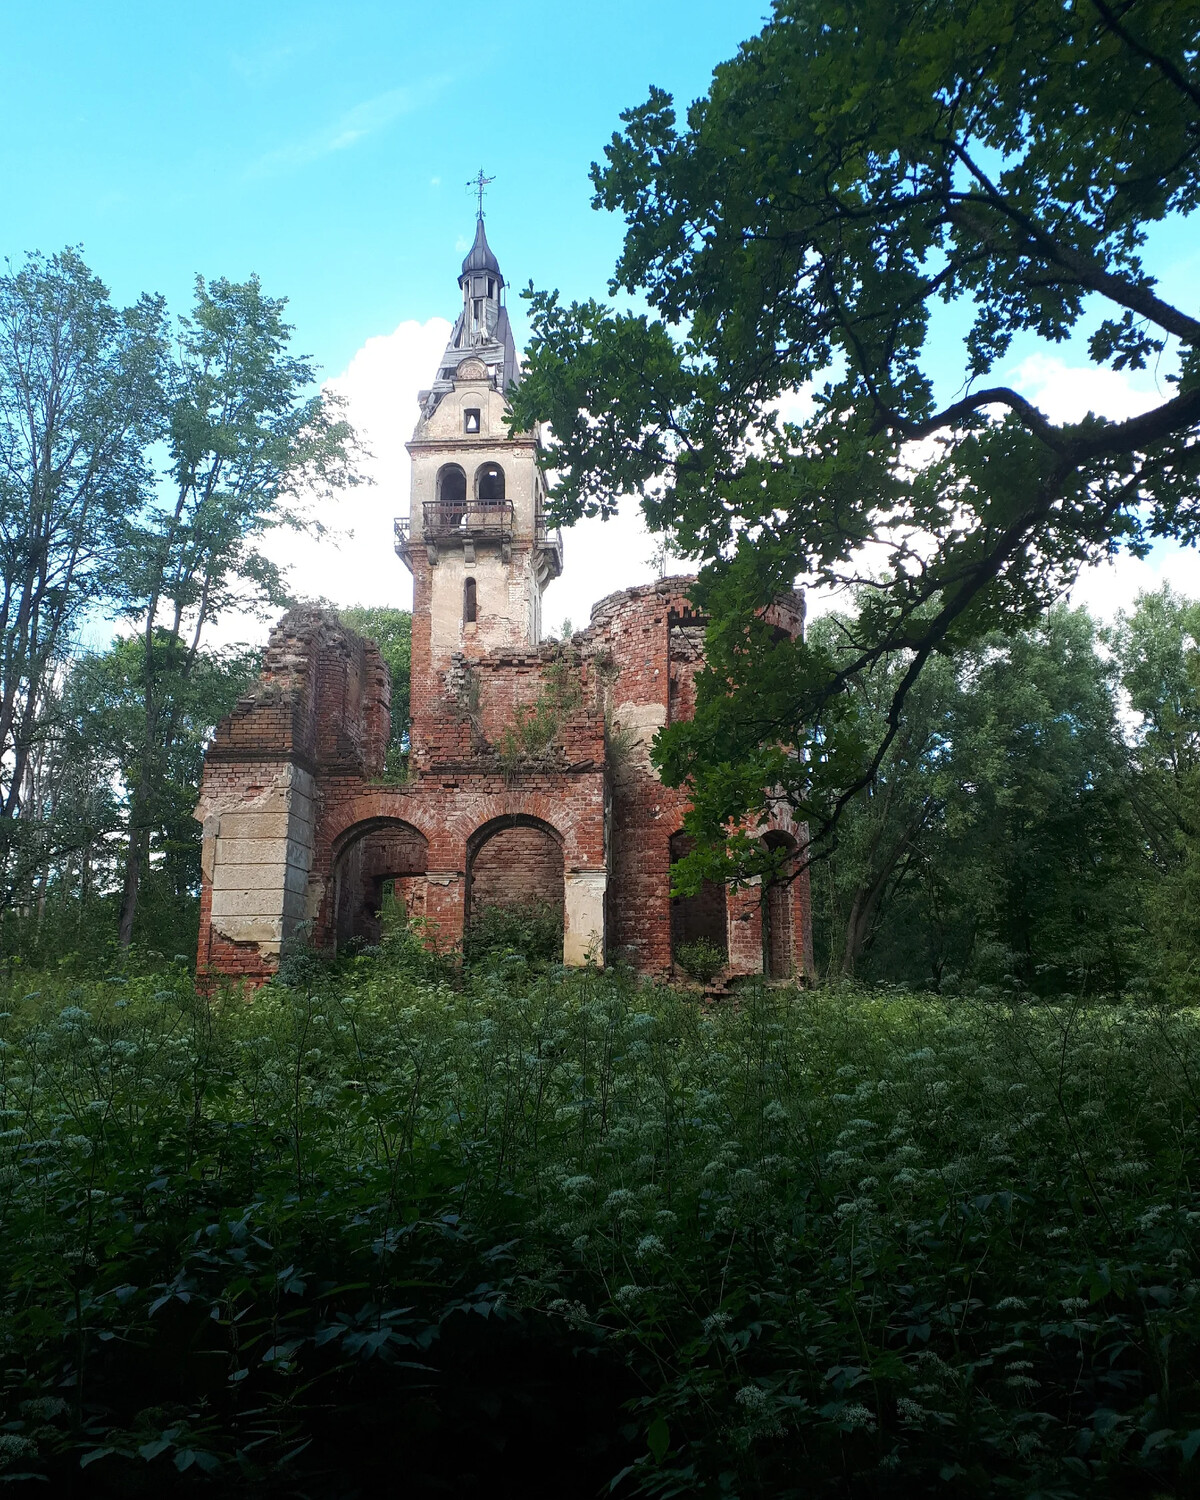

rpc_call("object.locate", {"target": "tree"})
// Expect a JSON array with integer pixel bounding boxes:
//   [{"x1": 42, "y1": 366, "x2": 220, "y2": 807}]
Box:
[
  {"x1": 810, "y1": 604, "x2": 1140, "y2": 995},
  {"x1": 338, "y1": 606, "x2": 411, "y2": 776},
  {"x1": 510, "y1": 0, "x2": 1200, "y2": 876},
  {"x1": 0, "y1": 250, "x2": 164, "y2": 907},
  {"x1": 1110, "y1": 586, "x2": 1200, "y2": 1001},
  {"x1": 116, "y1": 275, "x2": 365, "y2": 948}
]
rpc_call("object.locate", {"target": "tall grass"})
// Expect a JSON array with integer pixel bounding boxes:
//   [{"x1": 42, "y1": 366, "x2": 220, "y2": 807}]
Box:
[{"x1": 1, "y1": 941, "x2": 1199, "y2": 1494}]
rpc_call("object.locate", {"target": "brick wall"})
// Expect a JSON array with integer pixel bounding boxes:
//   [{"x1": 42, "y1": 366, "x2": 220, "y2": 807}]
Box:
[
  {"x1": 468, "y1": 823, "x2": 564, "y2": 924},
  {"x1": 195, "y1": 576, "x2": 814, "y2": 986}
]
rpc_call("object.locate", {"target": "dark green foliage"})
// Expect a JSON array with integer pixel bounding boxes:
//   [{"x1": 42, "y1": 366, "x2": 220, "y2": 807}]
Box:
[
  {"x1": 2, "y1": 959, "x2": 1200, "y2": 1495},
  {"x1": 464, "y1": 901, "x2": 565, "y2": 966},
  {"x1": 811, "y1": 604, "x2": 1142, "y2": 994},
  {"x1": 339, "y1": 606, "x2": 412, "y2": 779},
  {"x1": 674, "y1": 938, "x2": 725, "y2": 984},
  {"x1": 0, "y1": 640, "x2": 259, "y2": 971},
  {"x1": 509, "y1": 0, "x2": 1200, "y2": 874},
  {"x1": 1111, "y1": 589, "x2": 1200, "y2": 1006}
]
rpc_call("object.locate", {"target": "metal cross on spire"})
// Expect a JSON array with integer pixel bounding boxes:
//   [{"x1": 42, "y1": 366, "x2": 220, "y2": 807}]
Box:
[{"x1": 467, "y1": 167, "x2": 495, "y2": 218}]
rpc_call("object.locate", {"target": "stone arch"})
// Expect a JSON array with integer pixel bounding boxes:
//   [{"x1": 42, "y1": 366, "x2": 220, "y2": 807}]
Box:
[
  {"x1": 762, "y1": 830, "x2": 797, "y2": 979},
  {"x1": 332, "y1": 816, "x2": 428, "y2": 948},
  {"x1": 475, "y1": 461, "x2": 505, "y2": 502},
  {"x1": 466, "y1": 813, "x2": 564, "y2": 955},
  {"x1": 669, "y1": 831, "x2": 728, "y2": 967},
  {"x1": 437, "y1": 463, "x2": 467, "y2": 514}
]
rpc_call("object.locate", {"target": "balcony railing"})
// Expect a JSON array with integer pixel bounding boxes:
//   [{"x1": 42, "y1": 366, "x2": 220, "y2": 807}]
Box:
[
  {"x1": 392, "y1": 506, "x2": 563, "y2": 577},
  {"x1": 422, "y1": 498, "x2": 514, "y2": 540}
]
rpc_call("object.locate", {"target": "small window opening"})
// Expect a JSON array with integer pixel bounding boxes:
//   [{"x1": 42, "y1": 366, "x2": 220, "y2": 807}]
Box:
[
  {"x1": 463, "y1": 577, "x2": 477, "y2": 625},
  {"x1": 488, "y1": 277, "x2": 495, "y2": 297},
  {"x1": 464, "y1": 408, "x2": 480, "y2": 434},
  {"x1": 473, "y1": 299, "x2": 483, "y2": 323}
]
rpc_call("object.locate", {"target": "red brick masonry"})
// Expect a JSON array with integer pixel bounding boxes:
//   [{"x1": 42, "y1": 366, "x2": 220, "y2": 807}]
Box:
[{"x1": 195, "y1": 578, "x2": 813, "y2": 986}]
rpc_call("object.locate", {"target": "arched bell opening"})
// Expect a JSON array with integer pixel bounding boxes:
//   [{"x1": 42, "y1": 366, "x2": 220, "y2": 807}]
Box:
[
  {"x1": 762, "y1": 830, "x2": 797, "y2": 980},
  {"x1": 669, "y1": 831, "x2": 728, "y2": 969},
  {"x1": 332, "y1": 818, "x2": 428, "y2": 949},
  {"x1": 465, "y1": 814, "x2": 564, "y2": 959},
  {"x1": 475, "y1": 462, "x2": 506, "y2": 504},
  {"x1": 436, "y1": 463, "x2": 467, "y2": 522}
]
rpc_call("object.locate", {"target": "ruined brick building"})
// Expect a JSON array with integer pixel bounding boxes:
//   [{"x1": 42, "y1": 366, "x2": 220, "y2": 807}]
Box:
[{"x1": 194, "y1": 218, "x2": 813, "y2": 984}]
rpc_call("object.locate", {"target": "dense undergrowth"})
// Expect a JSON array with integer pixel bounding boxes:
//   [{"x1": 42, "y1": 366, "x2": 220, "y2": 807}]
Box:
[{"x1": 1, "y1": 935, "x2": 1200, "y2": 1496}]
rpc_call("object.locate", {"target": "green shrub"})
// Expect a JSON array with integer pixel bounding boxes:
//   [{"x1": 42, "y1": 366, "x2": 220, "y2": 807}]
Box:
[
  {"x1": 1, "y1": 961, "x2": 1200, "y2": 1495},
  {"x1": 464, "y1": 900, "x2": 564, "y2": 964},
  {"x1": 674, "y1": 937, "x2": 725, "y2": 983}
]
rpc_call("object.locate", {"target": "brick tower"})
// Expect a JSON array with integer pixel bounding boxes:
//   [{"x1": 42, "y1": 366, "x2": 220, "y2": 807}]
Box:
[{"x1": 397, "y1": 215, "x2": 562, "y2": 765}]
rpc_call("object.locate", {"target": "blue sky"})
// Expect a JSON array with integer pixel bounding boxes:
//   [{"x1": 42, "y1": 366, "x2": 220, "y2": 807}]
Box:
[
  {"x1": 1, "y1": 0, "x2": 768, "y2": 376},
  {"x1": 2, "y1": 1, "x2": 1195, "y2": 633}
]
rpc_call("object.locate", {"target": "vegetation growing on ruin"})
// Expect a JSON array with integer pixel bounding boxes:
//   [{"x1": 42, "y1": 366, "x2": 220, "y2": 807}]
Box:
[
  {"x1": 497, "y1": 645, "x2": 585, "y2": 770},
  {"x1": 2, "y1": 949, "x2": 1200, "y2": 1495}
]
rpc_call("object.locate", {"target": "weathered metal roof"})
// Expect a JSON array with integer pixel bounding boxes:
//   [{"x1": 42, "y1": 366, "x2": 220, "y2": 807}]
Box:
[
  {"x1": 459, "y1": 216, "x2": 502, "y2": 280},
  {"x1": 419, "y1": 218, "x2": 521, "y2": 418}
]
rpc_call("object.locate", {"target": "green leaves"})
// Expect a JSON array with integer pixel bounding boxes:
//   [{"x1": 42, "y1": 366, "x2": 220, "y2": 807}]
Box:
[
  {"x1": 2, "y1": 965, "x2": 1200, "y2": 1492},
  {"x1": 513, "y1": 0, "x2": 1200, "y2": 879}
]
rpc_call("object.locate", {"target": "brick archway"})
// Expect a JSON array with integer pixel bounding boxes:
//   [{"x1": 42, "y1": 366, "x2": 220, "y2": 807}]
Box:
[
  {"x1": 331, "y1": 816, "x2": 428, "y2": 949},
  {"x1": 465, "y1": 814, "x2": 564, "y2": 957},
  {"x1": 669, "y1": 831, "x2": 728, "y2": 969},
  {"x1": 762, "y1": 830, "x2": 797, "y2": 980}
]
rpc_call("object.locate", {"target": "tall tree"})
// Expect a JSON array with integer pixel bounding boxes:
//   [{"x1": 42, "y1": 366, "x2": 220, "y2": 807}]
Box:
[
  {"x1": 117, "y1": 275, "x2": 364, "y2": 947},
  {"x1": 510, "y1": 0, "x2": 1200, "y2": 875},
  {"x1": 811, "y1": 604, "x2": 1139, "y2": 995},
  {"x1": 339, "y1": 606, "x2": 411, "y2": 777},
  {"x1": 1111, "y1": 587, "x2": 1200, "y2": 1002},
  {"x1": 0, "y1": 249, "x2": 164, "y2": 906}
]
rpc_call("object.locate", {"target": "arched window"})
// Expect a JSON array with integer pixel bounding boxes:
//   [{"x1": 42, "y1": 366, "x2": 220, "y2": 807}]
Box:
[
  {"x1": 762, "y1": 831, "x2": 796, "y2": 979},
  {"x1": 476, "y1": 463, "x2": 505, "y2": 502},
  {"x1": 669, "y1": 831, "x2": 728, "y2": 966},
  {"x1": 463, "y1": 577, "x2": 477, "y2": 625},
  {"x1": 437, "y1": 464, "x2": 466, "y2": 513}
]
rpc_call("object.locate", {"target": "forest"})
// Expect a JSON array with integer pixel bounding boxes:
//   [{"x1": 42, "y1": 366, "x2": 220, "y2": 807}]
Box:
[{"x1": 2, "y1": 0, "x2": 1200, "y2": 1493}]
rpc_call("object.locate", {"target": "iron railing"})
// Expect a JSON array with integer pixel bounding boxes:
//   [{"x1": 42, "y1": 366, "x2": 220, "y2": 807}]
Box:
[
  {"x1": 422, "y1": 498, "x2": 514, "y2": 539},
  {"x1": 393, "y1": 507, "x2": 562, "y2": 574}
]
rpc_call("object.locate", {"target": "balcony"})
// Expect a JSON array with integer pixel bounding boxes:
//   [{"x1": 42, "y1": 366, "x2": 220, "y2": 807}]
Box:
[
  {"x1": 422, "y1": 498, "x2": 514, "y2": 541},
  {"x1": 392, "y1": 504, "x2": 562, "y2": 578}
]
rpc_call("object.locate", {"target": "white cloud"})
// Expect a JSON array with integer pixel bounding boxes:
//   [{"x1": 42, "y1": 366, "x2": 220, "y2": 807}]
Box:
[
  {"x1": 264, "y1": 317, "x2": 452, "y2": 616},
  {"x1": 1009, "y1": 352, "x2": 1162, "y2": 426},
  {"x1": 246, "y1": 78, "x2": 450, "y2": 178},
  {"x1": 1069, "y1": 544, "x2": 1198, "y2": 622}
]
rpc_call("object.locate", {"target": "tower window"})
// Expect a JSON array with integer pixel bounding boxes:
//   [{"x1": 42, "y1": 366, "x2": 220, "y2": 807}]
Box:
[
  {"x1": 488, "y1": 278, "x2": 495, "y2": 298},
  {"x1": 476, "y1": 463, "x2": 505, "y2": 501},
  {"x1": 464, "y1": 408, "x2": 480, "y2": 434},
  {"x1": 463, "y1": 577, "x2": 477, "y2": 625},
  {"x1": 436, "y1": 463, "x2": 466, "y2": 518}
]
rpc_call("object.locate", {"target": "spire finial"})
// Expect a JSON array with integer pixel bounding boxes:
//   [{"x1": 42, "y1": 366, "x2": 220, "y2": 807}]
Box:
[{"x1": 467, "y1": 167, "x2": 495, "y2": 218}]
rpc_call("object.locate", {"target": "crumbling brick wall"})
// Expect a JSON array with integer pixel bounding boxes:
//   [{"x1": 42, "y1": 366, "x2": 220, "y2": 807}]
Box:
[{"x1": 195, "y1": 580, "x2": 813, "y2": 988}]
